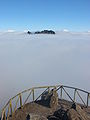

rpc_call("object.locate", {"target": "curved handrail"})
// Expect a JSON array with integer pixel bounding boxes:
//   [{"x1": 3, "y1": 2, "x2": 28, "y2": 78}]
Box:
[{"x1": 1, "y1": 85, "x2": 90, "y2": 120}]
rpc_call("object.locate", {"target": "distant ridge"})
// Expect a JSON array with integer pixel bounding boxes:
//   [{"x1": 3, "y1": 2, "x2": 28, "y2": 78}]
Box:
[{"x1": 27, "y1": 30, "x2": 55, "y2": 34}]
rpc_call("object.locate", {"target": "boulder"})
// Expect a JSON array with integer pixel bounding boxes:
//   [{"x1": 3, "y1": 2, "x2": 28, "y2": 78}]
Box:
[
  {"x1": 67, "y1": 108, "x2": 80, "y2": 120},
  {"x1": 67, "y1": 104, "x2": 89, "y2": 120},
  {"x1": 49, "y1": 90, "x2": 58, "y2": 108},
  {"x1": 41, "y1": 89, "x2": 58, "y2": 108},
  {"x1": 54, "y1": 109, "x2": 66, "y2": 120},
  {"x1": 47, "y1": 104, "x2": 90, "y2": 120}
]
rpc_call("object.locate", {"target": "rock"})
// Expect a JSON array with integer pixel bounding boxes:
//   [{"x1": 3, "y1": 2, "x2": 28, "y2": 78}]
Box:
[
  {"x1": 71, "y1": 103, "x2": 76, "y2": 110},
  {"x1": 41, "y1": 89, "x2": 58, "y2": 108},
  {"x1": 41, "y1": 91, "x2": 50, "y2": 100},
  {"x1": 67, "y1": 108, "x2": 80, "y2": 120},
  {"x1": 26, "y1": 114, "x2": 30, "y2": 120},
  {"x1": 47, "y1": 104, "x2": 90, "y2": 120},
  {"x1": 76, "y1": 105, "x2": 89, "y2": 120},
  {"x1": 67, "y1": 104, "x2": 89, "y2": 120},
  {"x1": 54, "y1": 108, "x2": 66, "y2": 119},
  {"x1": 26, "y1": 113, "x2": 47, "y2": 120},
  {"x1": 48, "y1": 115, "x2": 60, "y2": 120},
  {"x1": 47, "y1": 107, "x2": 68, "y2": 120},
  {"x1": 49, "y1": 89, "x2": 58, "y2": 108}
]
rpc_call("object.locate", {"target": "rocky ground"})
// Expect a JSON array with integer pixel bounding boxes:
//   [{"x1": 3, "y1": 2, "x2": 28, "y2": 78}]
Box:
[{"x1": 8, "y1": 99, "x2": 90, "y2": 120}]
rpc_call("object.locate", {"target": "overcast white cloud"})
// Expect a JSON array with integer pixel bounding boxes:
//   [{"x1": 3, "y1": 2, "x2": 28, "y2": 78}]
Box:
[
  {"x1": 63, "y1": 29, "x2": 69, "y2": 32},
  {"x1": 0, "y1": 32, "x2": 90, "y2": 114},
  {"x1": 7, "y1": 29, "x2": 15, "y2": 32}
]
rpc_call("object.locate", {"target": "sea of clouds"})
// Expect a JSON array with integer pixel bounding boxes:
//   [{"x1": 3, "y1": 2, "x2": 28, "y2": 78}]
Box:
[{"x1": 0, "y1": 31, "x2": 90, "y2": 113}]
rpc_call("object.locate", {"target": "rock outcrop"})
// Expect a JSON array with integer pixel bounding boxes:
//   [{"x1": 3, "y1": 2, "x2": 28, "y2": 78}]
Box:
[
  {"x1": 41, "y1": 89, "x2": 58, "y2": 109},
  {"x1": 48, "y1": 103, "x2": 90, "y2": 120}
]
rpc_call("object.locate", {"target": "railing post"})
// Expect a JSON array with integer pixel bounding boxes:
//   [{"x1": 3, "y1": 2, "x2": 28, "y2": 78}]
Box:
[
  {"x1": 3, "y1": 111, "x2": 6, "y2": 120},
  {"x1": 76, "y1": 90, "x2": 86, "y2": 106},
  {"x1": 7, "y1": 105, "x2": 10, "y2": 120},
  {"x1": 54, "y1": 86, "x2": 57, "y2": 90},
  {"x1": 1, "y1": 109, "x2": 6, "y2": 120},
  {"x1": 19, "y1": 93, "x2": 22, "y2": 108},
  {"x1": 74, "y1": 89, "x2": 77, "y2": 102},
  {"x1": 60, "y1": 86, "x2": 63, "y2": 99},
  {"x1": 87, "y1": 93, "x2": 89, "y2": 107},
  {"x1": 32, "y1": 89, "x2": 35, "y2": 101},
  {"x1": 9, "y1": 99, "x2": 13, "y2": 116},
  {"x1": 48, "y1": 87, "x2": 50, "y2": 93}
]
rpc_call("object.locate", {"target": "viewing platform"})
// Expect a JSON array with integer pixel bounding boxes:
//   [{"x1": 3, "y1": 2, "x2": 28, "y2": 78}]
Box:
[{"x1": 1, "y1": 85, "x2": 90, "y2": 120}]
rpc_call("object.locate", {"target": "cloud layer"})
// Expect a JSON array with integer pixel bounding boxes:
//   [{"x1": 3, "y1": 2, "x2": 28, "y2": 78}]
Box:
[{"x1": 0, "y1": 32, "x2": 90, "y2": 113}]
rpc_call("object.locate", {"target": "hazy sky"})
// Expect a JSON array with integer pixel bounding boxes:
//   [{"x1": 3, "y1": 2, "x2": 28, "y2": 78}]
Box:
[{"x1": 0, "y1": 0, "x2": 90, "y2": 31}]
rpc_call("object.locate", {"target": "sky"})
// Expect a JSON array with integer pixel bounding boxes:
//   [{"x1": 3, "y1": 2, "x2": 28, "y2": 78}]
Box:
[{"x1": 0, "y1": 0, "x2": 90, "y2": 31}]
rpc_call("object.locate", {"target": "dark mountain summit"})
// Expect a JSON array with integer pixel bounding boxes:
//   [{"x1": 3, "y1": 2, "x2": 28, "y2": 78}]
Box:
[
  {"x1": 35, "y1": 30, "x2": 55, "y2": 34},
  {"x1": 27, "y1": 30, "x2": 55, "y2": 35}
]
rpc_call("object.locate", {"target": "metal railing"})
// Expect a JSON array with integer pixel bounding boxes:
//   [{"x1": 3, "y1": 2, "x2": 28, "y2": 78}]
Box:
[{"x1": 1, "y1": 85, "x2": 90, "y2": 120}]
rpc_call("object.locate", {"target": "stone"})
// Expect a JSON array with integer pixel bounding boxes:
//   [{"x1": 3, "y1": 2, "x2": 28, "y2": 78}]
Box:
[
  {"x1": 67, "y1": 108, "x2": 80, "y2": 120},
  {"x1": 67, "y1": 104, "x2": 89, "y2": 120},
  {"x1": 26, "y1": 113, "x2": 47, "y2": 120},
  {"x1": 41, "y1": 88, "x2": 58, "y2": 108},
  {"x1": 49, "y1": 89, "x2": 58, "y2": 108},
  {"x1": 54, "y1": 108, "x2": 66, "y2": 120},
  {"x1": 47, "y1": 104, "x2": 90, "y2": 120},
  {"x1": 26, "y1": 114, "x2": 30, "y2": 120},
  {"x1": 47, "y1": 115, "x2": 60, "y2": 120}
]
